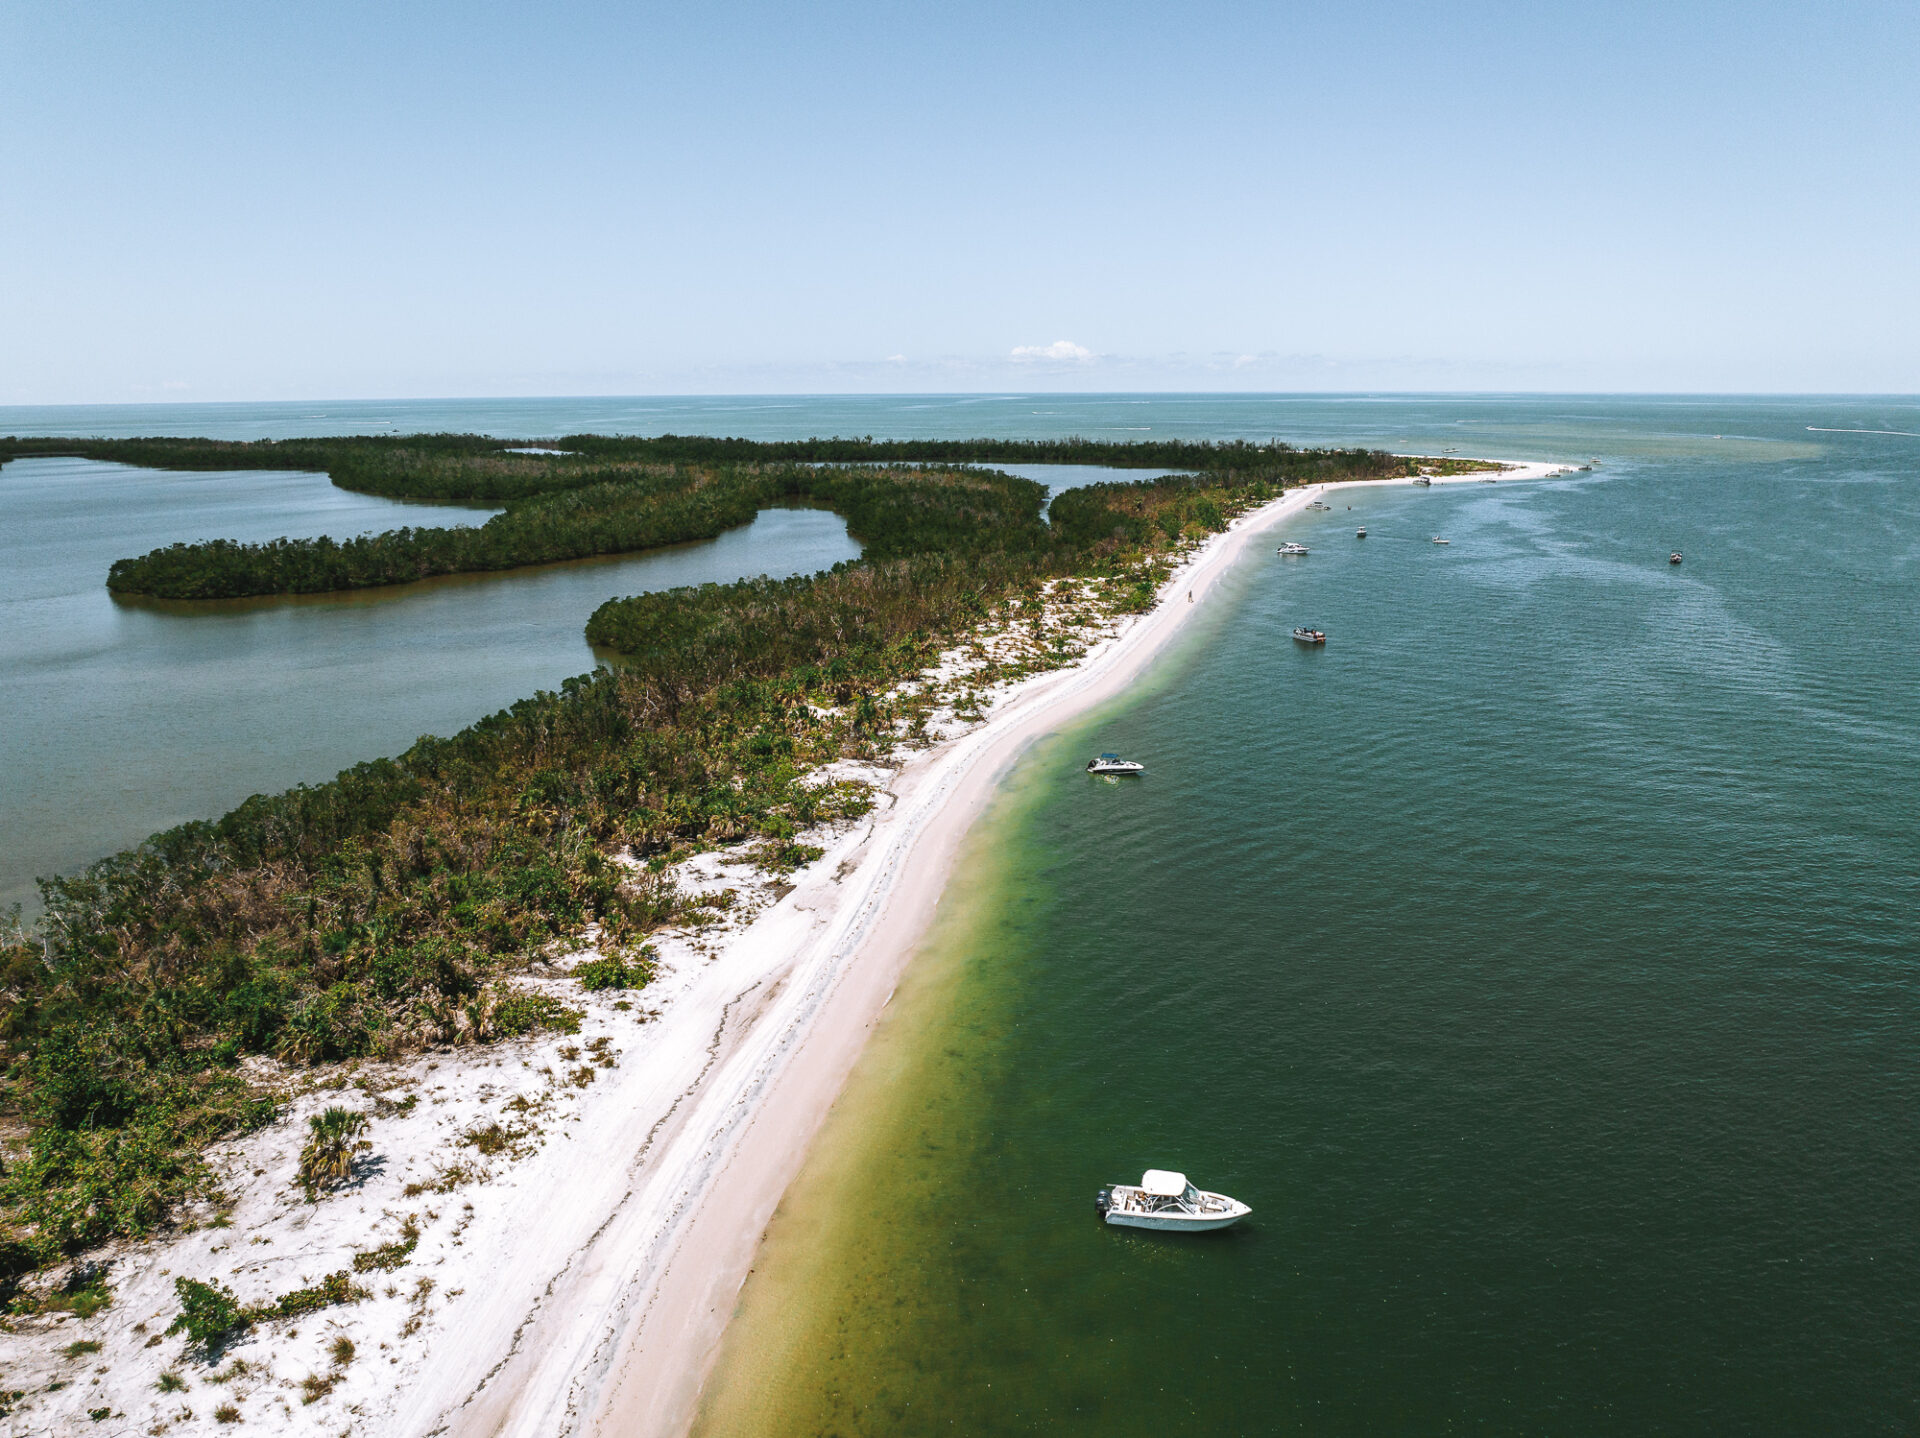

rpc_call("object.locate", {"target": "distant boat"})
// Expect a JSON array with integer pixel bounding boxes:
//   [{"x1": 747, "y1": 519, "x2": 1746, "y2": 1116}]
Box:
[
  {"x1": 1086, "y1": 753, "x2": 1145, "y2": 775},
  {"x1": 1355, "y1": 526, "x2": 1367, "y2": 538},
  {"x1": 1292, "y1": 627, "x2": 1326, "y2": 644},
  {"x1": 1411, "y1": 476, "x2": 1432, "y2": 486},
  {"x1": 1669, "y1": 552, "x2": 1683, "y2": 565},
  {"x1": 1276, "y1": 541, "x2": 1311, "y2": 555},
  {"x1": 1305, "y1": 500, "x2": 1331, "y2": 511},
  {"x1": 1098, "y1": 1170, "x2": 1250, "y2": 1232},
  {"x1": 1431, "y1": 536, "x2": 1450, "y2": 545},
  {"x1": 1477, "y1": 477, "x2": 1498, "y2": 483}
]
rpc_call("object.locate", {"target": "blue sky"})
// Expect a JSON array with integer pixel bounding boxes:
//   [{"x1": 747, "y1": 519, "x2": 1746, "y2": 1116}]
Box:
[{"x1": 4, "y1": 0, "x2": 1916, "y2": 401}]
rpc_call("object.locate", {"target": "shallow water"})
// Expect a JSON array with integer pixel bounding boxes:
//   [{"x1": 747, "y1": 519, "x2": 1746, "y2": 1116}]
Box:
[{"x1": 699, "y1": 405, "x2": 1920, "y2": 1434}]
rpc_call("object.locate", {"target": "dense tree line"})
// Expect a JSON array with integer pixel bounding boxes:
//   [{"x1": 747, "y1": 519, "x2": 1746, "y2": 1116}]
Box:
[
  {"x1": 0, "y1": 435, "x2": 1479, "y2": 1281},
  {"x1": 106, "y1": 472, "x2": 764, "y2": 598},
  {"x1": 1, "y1": 431, "x2": 1416, "y2": 485}
]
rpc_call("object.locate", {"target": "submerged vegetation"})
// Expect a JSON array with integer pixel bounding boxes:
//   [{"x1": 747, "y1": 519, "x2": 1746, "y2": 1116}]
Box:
[{"x1": 0, "y1": 431, "x2": 1488, "y2": 1276}]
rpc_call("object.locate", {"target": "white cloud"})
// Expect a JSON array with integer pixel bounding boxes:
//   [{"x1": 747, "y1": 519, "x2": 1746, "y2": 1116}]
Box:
[{"x1": 1010, "y1": 339, "x2": 1092, "y2": 361}]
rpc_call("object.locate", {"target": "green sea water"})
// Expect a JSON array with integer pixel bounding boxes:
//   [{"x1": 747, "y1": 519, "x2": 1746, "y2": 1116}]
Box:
[{"x1": 699, "y1": 408, "x2": 1920, "y2": 1434}]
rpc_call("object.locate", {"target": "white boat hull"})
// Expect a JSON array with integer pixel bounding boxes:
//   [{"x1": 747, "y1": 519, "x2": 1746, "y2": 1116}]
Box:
[{"x1": 1104, "y1": 1206, "x2": 1249, "y2": 1232}]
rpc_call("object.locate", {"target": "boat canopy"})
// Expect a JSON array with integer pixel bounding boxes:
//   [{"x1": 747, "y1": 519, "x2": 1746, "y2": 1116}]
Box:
[
  {"x1": 1141, "y1": 1169, "x2": 1188, "y2": 1196},
  {"x1": 1098, "y1": 752, "x2": 1121, "y2": 760}
]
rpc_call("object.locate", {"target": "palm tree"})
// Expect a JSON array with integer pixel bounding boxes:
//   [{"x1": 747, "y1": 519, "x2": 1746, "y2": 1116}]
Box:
[{"x1": 298, "y1": 1108, "x2": 371, "y2": 1199}]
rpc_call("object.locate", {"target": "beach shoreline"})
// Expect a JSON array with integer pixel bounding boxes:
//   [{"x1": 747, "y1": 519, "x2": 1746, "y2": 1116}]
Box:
[
  {"x1": 564, "y1": 460, "x2": 1563, "y2": 1438},
  {"x1": 1, "y1": 459, "x2": 1557, "y2": 1438}
]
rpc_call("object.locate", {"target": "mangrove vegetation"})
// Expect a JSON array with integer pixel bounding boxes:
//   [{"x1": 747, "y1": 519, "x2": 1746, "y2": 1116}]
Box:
[{"x1": 0, "y1": 432, "x2": 1489, "y2": 1288}]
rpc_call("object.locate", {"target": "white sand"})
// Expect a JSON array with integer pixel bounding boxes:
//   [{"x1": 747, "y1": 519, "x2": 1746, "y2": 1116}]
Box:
[{"x1": 2, "y1": 462, "x2": 1559, "y2": 1438}]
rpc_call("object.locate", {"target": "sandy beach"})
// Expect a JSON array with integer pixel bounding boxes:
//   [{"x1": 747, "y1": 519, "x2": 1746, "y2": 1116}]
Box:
[
  {"x1": 566, "y1": 462, "x2": 1565, "y2": 1438},
  {"x1": 4, "y1": 462, "x2": 1559, "y2": 1438}
]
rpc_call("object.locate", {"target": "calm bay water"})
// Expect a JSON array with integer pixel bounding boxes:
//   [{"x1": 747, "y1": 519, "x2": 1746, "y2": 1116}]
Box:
[
  {"x1": 697, "y1": 400, "x2": 1920, "y2": 1435},
  {"x1": 0, "y1": 457, "x2": 858, "y2": 913}
]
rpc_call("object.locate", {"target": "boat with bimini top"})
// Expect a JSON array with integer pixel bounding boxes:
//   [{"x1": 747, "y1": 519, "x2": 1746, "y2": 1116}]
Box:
[
  {"x1": 1097, "y1": 1170, "x2": 1251, "y2": 1231},
  {"x1": 1276, "y1": 541, "x2": 1310, "y2": 555}
]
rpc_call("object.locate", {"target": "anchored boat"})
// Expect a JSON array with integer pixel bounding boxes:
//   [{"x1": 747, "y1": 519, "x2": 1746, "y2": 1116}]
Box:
[
  {"x1": 1276, "y1": 541, "x2": 1311, "y2": 555},
  {"x1": 1670, "y1": 551, "x2": 1683, "y2": 565},
  {"x1": 1355, "y1": 526, "x2": 1367, "y2": 538},
  {"x1": 1292, "y1": 626, "x2": 1326, "y2": 644},
  {"x1": 1098, "y1": 1170, "x2": 1250, "y2": 1232},
  {"x1": 1086, "y1": 753, "x2": 1145, "y2": 775},
  {"x1": 1431, "y1": 536, "x2": 1450, "y2": 545}
]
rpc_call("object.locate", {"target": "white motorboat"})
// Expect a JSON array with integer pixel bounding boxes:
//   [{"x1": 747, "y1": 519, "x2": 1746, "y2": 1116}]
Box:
[
  {"x1": 1412, "y1": 475, "x2": 1432, "y2": 486},
  {"x1": 1276, "y1": 541, "x2": 1311, "y2": 555},
  {"x1": 1431, "y1": 536, "x2": 1450, "y2": 545},
  {"x1": 1669, "y1": 551, "x2": 1683, "y2": 565},
  {"x1": 1086, "y1": 752, "x2": 1145, "y2": 775},
  {"x1": 1305, "y1": 500, "x2": 1331, "y2": 511},
  {"x1": 1098, "y1": 1170, "x2": 1251, "y2": 1232},
  {"x1": 1355, "y1": 526, "x2": 1367, "y2": 538},
  {"x1": 1291, "y1": 626, "x2": 1326, "y2": 644}
]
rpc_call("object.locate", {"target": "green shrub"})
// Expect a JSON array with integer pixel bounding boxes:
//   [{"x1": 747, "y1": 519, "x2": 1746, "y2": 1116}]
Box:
[
  {"x1": 750, "y1": 840, "x2": 825, "y2": 874},
  {"x1": 0, "y1": 1236, "x2": 37, "y2": 1304},
  {"x1": 257, "y1": 1269, "x2": 367, "y2": 1321},
  {"x1": 572, "y1": 946, "x2": 656, "y2": 992},
  {"x1": 488, "y1": 989, "x2": 581, "y2": 1038},
  {"x1": 167, "y1": 1277, "x2": 248, "y2": 1350},
  {"x1": 350, "y1": 1217, "x2": 419, "y2": 1273}
]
